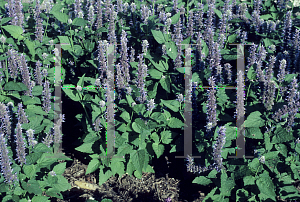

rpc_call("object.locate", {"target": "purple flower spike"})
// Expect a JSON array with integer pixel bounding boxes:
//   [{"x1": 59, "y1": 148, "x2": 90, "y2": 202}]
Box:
[
  {"x1": 14, "y1": 123, "x2": 27, "y2": 166},
  {"x1": 0, "y1": 133, "x2": 18, "y2": 185}
]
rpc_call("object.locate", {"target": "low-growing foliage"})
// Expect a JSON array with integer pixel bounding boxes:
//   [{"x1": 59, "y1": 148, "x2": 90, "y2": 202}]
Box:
[{"x1": 0, "y1": 0, "x2": 300, "y2": 201}]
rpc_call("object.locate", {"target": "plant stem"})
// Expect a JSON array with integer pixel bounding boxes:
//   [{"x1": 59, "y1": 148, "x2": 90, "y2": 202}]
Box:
[
  {"x1": 43, "y1": 15, "x2": 49, "y2": 39},
  {"x1": 246, "y1": 82, "x2": 252, "y2": 100},
  {"x1": 275, "y1": 82, "x2": 281, "y2": 102}
]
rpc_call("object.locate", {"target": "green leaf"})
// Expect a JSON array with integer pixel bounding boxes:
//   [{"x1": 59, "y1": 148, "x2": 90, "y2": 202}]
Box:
[
  {"x1": 73, "y1": 44, "x2": 84, "y2": 57},
  {"x1": 53, "y1": 162, "x2": 66, "y2": 175},
  {"x1": 223, "y1": 54, "x2": 237, "y2": 61},
  {"x1": 86, "y1": 159, "x2": 100, "y2": 175},
  {"x1": 192, "y1": 176, "x2": 213, "y2": 185},
  {"x1": 50, "y1": 11, "x2": 68, "y2": 23},
  {"x1": 2, "y1": 25, "x2": 23, "y2": 39},
  {"x1": 152, "y1": 143, "x2": 164, "y2": 158},
  {"x1": 247, "y1": 66, "x2": 256, "y2": 81},
  {"x1": 159, "y1": 75, "x2": 171, "y2": 93},
  {"x1": 213, "y1": 8, "x2": 222, "y2": 19},
  {"x1": 75, "y1": 142, "x2": 94, "y2": 153},
  {"x1": 244, "y1": 111, "x2": 265, "y2": 128},
  {"x1": 101, "y1": 199, "x2": 113, "y2": 202},
  {"x1": 245, "y1": 127, "x2": 264, "y2": 139},
  {"x1": 180, "y1": 36, "x2": 191, "y2": 49},
  {"x1": 23, "y1": 164, "x2": 36, "y2": 178},
  {"x1": 168, "y1": 117, "x2": 184, "y2": 128},
  {"x1": 52, "y1": 175, "x2": 71, "y2": 192},
  {"x1": 150, "y1": 132, "x2": 160, "y2": 143},
  {"x1": 228, "y1": 34, "x2": 237, "y2": 43},
  {"x1": 24, "y1": 39, "x2": 35, "y2": 58},
  {"x1": 132, "y1": 121, "x2": 142, "y2": 133},
  {"x1": 151, "y1": 30, "x2": 165, "y2": 44},
  {"x1": 31, "y1": 85, "x2": 43, "y2": 96},
  {"x1": 45, "y1": 188, "x2": 63, "y2": 199},
  {"x1": 14, "y1": 186, "x2": 25, "y2": 196},
  {"x1": 166, "y1": 41, "x2": 178, "y2": 60},
  {"x1": 62, "y1": 88, "x2": 80, "y2": 101},
  {"x1": 260, "y1": 14, "x2": 272, "y2": 20},
  {"x1": 48, "y1": 175, "x2": 58, "y2": 185},
  {"x1": 83, "y1": 39, "x2": 95, "y2": 52},
  {"x1": 57, "y1": 36, "x2": 72, "y2": 50},
  {"x1": 111, "y1": 160, "x2": 125, "y2": 176},
  {"x1": 220, "y1": 172, "x2": 235, "y2": 197},
  {"x1": 120, "y1": 111, "x2": 130, "y2": 123},
  {"x1": 36, "y1": 153, "x2": 57, "y2": 169},
  {"x1": 170, "y1": 12, "x2": 180, "y2": 24},
  {"x1": 256, "y1": 171, "x2": 276, "y2": 201},
  {"x1": 148, "y1": 58, "x2": 167, "y2": 72},
  {"x1": 34, "y1": 143, "x2": 52, "y2": 153},
  {"x1": 31, "y1": 196, "x2": 50, "y2": 202},
  {"x1": 72, "y1": 18, "x2": 87, "y2": 26},
  {"x1": 271, "y1": 126, "x2": 294, "y2": 143},
  {"x1": 4, "y1": 81, "x2": 28, "y2": 91},
  {"x1": 130, "y1": 150, "x2": 146, "y2": 176},
  {"x1": 21, "y1": 179, "x2": 43, "y2": 195},
  {"x1": 0, "y1": 17, "x2": 13, "y2": 25},
  {"x1": 160, "y1": 99, "x2": 180, "y2": 112},
  {"x1": 98, "y1": 165, "x2": 113, "y2": 186},
  {"x1": 77, "y1": 74, "x2": 85, "y2": 87},
  {"x1": 160, "y1": 130, "x2": 172, "y2": 144},
  {"x1": 243, "y1": 176, "x2": 256, "y2": 186},
  {"x1": 21, "y1": 95, "x2": 41, "y2": 105},
  {"x1": 284, "y1": 74, "x2": 298, "y2": 83}
]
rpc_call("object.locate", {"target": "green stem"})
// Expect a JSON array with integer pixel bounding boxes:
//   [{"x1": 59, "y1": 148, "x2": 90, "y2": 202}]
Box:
[
  {"x1": 186, "y1": 0, "x2": 190, "y2": 25},
  {"x1": 152, "y1": 1, "x2": 155, "y2": 16},
  {"x1": 43, "y1": 15, "x2": 49, "y2": 39},
  {"x1": 255, "y1": 164, "x2": 262, "y2": 177},
  {"x1": 78, "y1": 91, "x2": 92, "y2": 124},
  {"x1": 275, "y1": 82, "x2": 281, "y2": 102},
  {"x1": 5, "y1": 58, "x2": 8, "y2": 83},
  {"x1": 69, "y1": 27, "x2": 76, "y2": 67},
  {"x1": 246, "y1": 82, "x2": 252, "y2": 99}
]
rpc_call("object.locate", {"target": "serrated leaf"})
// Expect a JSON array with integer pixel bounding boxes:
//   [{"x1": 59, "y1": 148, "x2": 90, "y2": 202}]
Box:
[
  {"x1": 192, "y1": 176, "x2": 213, "y2": 185},
  {"x1": 165, "y1": 41, "x2": 178, "y2": 60},
  {"x1": 152, "y1": 143, "x2": 164, "y2": 158},
  {"x1": 170, "y1": 12, "x2": 180, "y2": 24},
  {"x1": 213, "y1": 8, "x2": 222, "y2": 19},
  {"x1": 244, "y1": 111, "x2": 265, "y2": 128},
  {"x1": 160, "y1": 75, "x2": 171, "y2": 93},
  {"x1": 53, "y1": 162, "x2": 66, "y2": 175},
  {"x1": 228, "y1": 34, "x2": 237, "y2": 43},
  {"x1": 72, "y1": 18, "x2": 87, "y2": 26},
  {"x1": 2, "y1": 25, "x2": 23, "y2": 39},
  {"x1": 167, "y1": 117, "x2": 184, "y2": 128},
  {"x1": 21, "y1": 179, "x2": 43, "y2": 195},
  {"x1": 161, "y1": 130, "x2": 172, "y2": 144},
  {"x1": 86, "y1": 159, "x2": 100, "y2": 175},
  {"x1": 62, "y1": 88, "x2": 80, "y2": 101},
  {"x1": 151, "y1": 30, "x2": 165, "y2": 44},
  {"x1": 256, "y1": 171, "x2": 276, "y2": 201},
  {"x1": 0, "y1": 17, "x2": 13, "y2": 25},
  {"x1": 75, "y1": 142, "x2": 94, "y2": 153},
  {"x1": 220, "y1": 172, "x2": 235, "y2": 197},
  {"x1": 4, "y1": 81, "x2": 28, "y2": 91},
  {"x1": 160, "y1": 99, "x2": 180, "y2": 112},
  {"x1": 50, "y1": 11, "x2": 68, "y2": 23},
  {"x1": 57, "y1": 36, "x2": 71, "y2": 50},
  {"x1": 24, "y1": 39, "x2": 35, "y2": 58},
  {"x1": 23, "y1": 164, "x2": 36, "y2": 178},
  {"x1": 130, "y1": 149, "x2": 146, "y2": 176}
]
